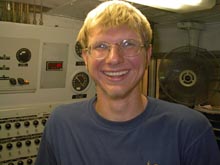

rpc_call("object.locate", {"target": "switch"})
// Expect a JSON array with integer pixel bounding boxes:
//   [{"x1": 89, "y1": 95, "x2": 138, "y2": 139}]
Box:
[
  {"x1": 6, "y1": 143, "x2": 13, "y2": 150},
  {"x1": 16, "y1": 48, "x2": 31, "y2": 63},
  {"x1": 0, "y1": 65, "x2": 10, "y2": 70},
  {"x1": 17, "y1": 160, "x2": 24, "y2": 165},
  {"x1": 17, "y1": 78, "x2": 25, "y2": 85},
  {"x1": 9, "y1": 78, "x2": 17, "y2": 85},
  {"x1": 5, "y1": 123, "x2": 11, "y2": 130},
  {"x1": 0, "y1": 54, "x2": 10, "y2": 60},
  {"x1": 33, "y1": 120, "x2": 39, "y2": 127},
  {"x1": 41, "y1": 119, "x2": 47, "y2": 126},
  {"x1": 16, "y1": 141, "x2": 22, "y2": 148},
  {"x1": 24, "y1": 121, "x2": 30, "y2": 127},
  {"x1": 34, "y1": 139, "x2": 40, "y2": 145},
  {"x1": 25, "y1": 140, "x2": 31, "y2": 146},
  {"x1": 15, "y1": 122, "x2": 21, "y2": 128},
  {"x1": 17, "y1": 78, "x2": 30, "y2": 85},
  {"x1": 27, "y1": 159, "x2": 33, "y2": 164}
]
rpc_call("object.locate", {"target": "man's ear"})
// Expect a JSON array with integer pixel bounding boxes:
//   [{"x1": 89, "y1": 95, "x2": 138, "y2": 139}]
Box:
[
  {"x1": 145, "y1": 44, "x2": 152, "y2": 68},
  {"x1": 146, "y1": 44, "x2": 152, "y2": 62},
  {"x1": 81, "y1": 50, "x2": 88, "y2": 70}
]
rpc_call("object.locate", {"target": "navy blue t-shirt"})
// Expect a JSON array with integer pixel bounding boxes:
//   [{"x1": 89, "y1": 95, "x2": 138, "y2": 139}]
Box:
[{"x1": 35, "y1": 97, "x2": 220, "y2": 165}]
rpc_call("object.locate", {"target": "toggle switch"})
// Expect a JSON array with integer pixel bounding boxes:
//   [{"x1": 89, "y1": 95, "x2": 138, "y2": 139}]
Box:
[
  {"x1": 9, "y1": 78, "x2": 17, "y2": 85},
  {"x1": 17, "y1": 78, "x2": 25, "y2": 85},
  {"x1": 15, "y1": 122, "x2": 21, "y2": 129},
  {"x1": 5, "y1": 123, "x2": 11, "y2": 130},
  {"x1": 6, "y1": 143, "x2": 13, "y2": 150},
  {"x1": 16, "y1": 141, "x2": 22, "y2": 148},
  {"x1": 17, "y1": 78, "x2": 30, "y2": 85},
  {"x1": 25, "y1": 140, "x2": 31, "y2": 146},
  {"x1": 33, "y1": 120, "x2": 39, "y2": 127},
  {"x1": 27, "y1": 159, "x2": 33, "y2": 164},
  {"x1": 24, "y1": 121, "x2": 30, "y2": 127},
  {"x1": 17, "y1": 160, "x2": 24, "y2": 165},
  {"x1": 34, "y1": 138, "x2": 40, "y2": 145}
]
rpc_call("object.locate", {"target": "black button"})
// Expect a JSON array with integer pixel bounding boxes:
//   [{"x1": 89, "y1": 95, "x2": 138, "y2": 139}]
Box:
[
  {"x1": 17, "y1": 78, "x2": 25, "y2": 85},
  {"x1": 24, "y1": 121, "x2": 30, "y2": 127},
  {"x1": 16, "y1": 48, "x2": 31, "y2": 63},
  {"x1": 33, "y1": 120, "x2": 39, "y2": 126},
  {"x1": 25, "y1": 140, "x2": 31, "y2": 146},
  {"x1": 9, "y1": 78, "x2": 17, "y2": 85},
  {"x1": 7, "y1": 143, "x2": 13, "y2": 150},
  {"x1": 41, "y1": 119, "x2": 47, "y2": 126},
  {"x1": 34, "y1": 139, "x2": 40, "y2": 145},
  {"x1": 27, "y1": 159, "x2": 33, "y2": 164},
  {"x1": 5, "y1": 123, "x2": 11, "y2": 129},
  {"x1": 17, "y1": 160, "x2": 24, "y2": 165},
  {"x1": 16, "y1": 141, "x2": 22, "y2": 148},
  {"x1": 15, "y1": 122, "x2": 21, "y2": 128}
]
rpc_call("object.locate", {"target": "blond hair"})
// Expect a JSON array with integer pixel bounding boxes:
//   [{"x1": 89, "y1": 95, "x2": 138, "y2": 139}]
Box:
[{"x1": 77, "y1": 0, "x2": 152, "y2": 48}]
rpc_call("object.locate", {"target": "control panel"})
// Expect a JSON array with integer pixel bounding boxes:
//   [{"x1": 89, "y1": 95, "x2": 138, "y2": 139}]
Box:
[
  {"x1": 0, "y1": 22, "x2": 96, "y2": 107},
  {"x1": 0, "y1": 21, "x2": 96, "y2": 165},
  {"x1": 0, "y1": 37, "x2": 40, "y2": 94},
  {"x1": 0, "y1": 104, "x2": 55, "y2": 165}
]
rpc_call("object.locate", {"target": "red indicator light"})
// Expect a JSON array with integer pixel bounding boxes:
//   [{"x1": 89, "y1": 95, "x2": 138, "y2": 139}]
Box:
[
  {"x1": 56, "y1": 63, "x2": 62, "y2": 68},
  {"x1": 46, "y1": 61, "x2": 63, "y2": 71}
]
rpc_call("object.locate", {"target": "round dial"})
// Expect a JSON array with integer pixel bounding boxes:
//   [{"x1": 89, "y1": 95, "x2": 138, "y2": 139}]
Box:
[
  {"x1": 72, "y1": 72, "x2": 90, "y2": 92},
  {"x1": 75, "y1": 41, "x2": 82, "y2": 57},
  {"x1": 16, "y1": 48, "x2": 31, "y2": 63}
]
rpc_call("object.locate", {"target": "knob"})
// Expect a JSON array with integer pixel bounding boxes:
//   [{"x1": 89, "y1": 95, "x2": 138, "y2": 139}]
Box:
[
  {"x1": 41, "y1": 119, "x2": 47, "y2": 126},
  {"x1": 9, "y1": 78, "x2": 17, "y2": 85},
  {"x1": 34, "y1": 139, "x2": 40, "y2": 145},
  {"x1": 24, "y1": 121, "x2": 30, "y2": 127},
  {"x1": 27, "y1": 159, "x2": 33, "y2": 164},
  {"x1": 16, "y1": 48, "x2": 31, "y2": 63},
  {"x1": 15, "y1": 122, "x2": 21, "y2": 128},
  {"x1": 7, "y1": 143, "x2": 13, "y2": 150},
  {"x1": 17, "y1": 160, "x2": 24, "y2": 165},
  {"x1": 16, "y1": 141, "x2": 22, "y2": 148},
  {"x1": 17, "y1": 78, "x2": 25, "y2": 85},
  {"x1": 33, "y1": 120, "x2": 39, "y2": 126},
  {"x1": 5, "y1": 123, "x2": 11, "y2": 129},
  {"x1": 25, "y1": 140, "x2": 31, "y2": 146}
]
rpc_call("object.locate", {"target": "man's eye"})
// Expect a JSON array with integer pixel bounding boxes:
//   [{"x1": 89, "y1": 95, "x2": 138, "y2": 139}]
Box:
[
  {"x1": 94, "y1": 43, "x2": 109, "y2": 50},
  {"x1": 122, "y1": 40, "x2": 136, "y2": 48}
]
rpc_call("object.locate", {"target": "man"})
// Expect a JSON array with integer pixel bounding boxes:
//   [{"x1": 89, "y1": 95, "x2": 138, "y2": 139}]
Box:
[{"x1": 36, "y1": 1, "x2": 220, "y2": 164}]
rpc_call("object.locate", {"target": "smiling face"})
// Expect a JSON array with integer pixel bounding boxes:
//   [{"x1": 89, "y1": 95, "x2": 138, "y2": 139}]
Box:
[{"x1": 82, "y1": 25, "x2": 152, "y2": 100}]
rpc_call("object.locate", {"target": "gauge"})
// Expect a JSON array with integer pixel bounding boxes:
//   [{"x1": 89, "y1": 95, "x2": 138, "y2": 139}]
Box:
[
  {"x1": 75, "y1": 41, "x2": 82, "y2": 57},
  {"x1": 16, "y1": 48, "x2": 31, "y2": 63},
  {"x1": 72, "y1": 72, "x2": 90, "y2": 92}
]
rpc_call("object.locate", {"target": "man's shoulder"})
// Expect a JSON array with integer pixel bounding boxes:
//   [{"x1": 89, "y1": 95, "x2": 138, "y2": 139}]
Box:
[
  {"x1": 50, "y1": 97, "x2": 95, "y2": 121},
  {"x1": 149, "y1": 97, "x2": 210, "y2": 127}
]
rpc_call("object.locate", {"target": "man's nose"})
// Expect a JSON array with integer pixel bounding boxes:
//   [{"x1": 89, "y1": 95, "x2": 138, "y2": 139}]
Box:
[{"x1": 105, "y1": 45, "x2": 124, "y2": 64}]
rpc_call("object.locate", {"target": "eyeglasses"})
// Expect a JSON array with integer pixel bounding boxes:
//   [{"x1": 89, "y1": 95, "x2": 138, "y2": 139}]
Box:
[{"x1": 84, "y1": 39, "x2": 147, "y2": 59}]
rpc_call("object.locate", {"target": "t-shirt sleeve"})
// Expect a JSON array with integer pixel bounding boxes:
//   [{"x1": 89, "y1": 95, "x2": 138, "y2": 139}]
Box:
[
  {"x1": 35, "y1": 106, "x2": 61, "y2": 165},
  {"x1": 35, "y1": 129, "x2": 58, "y2": 165},
  {"x1": 180, "y1": 111, "x2": 220, "y2": 165}
]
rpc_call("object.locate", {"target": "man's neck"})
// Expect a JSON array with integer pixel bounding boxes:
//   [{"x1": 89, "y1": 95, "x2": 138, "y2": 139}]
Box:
[{"x1": 94, "y1": 94, "x2": 148, "y2": 122}]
